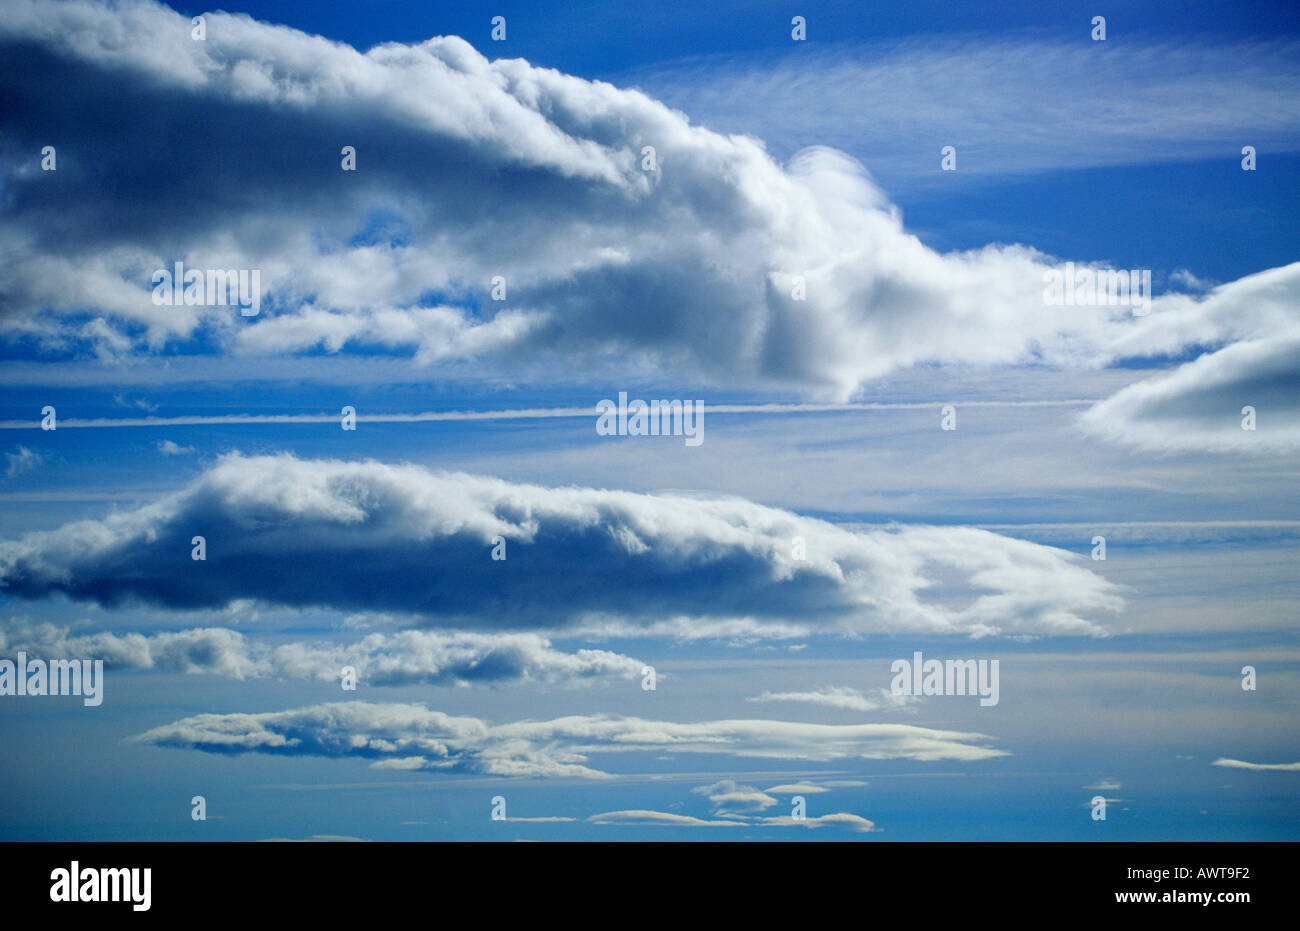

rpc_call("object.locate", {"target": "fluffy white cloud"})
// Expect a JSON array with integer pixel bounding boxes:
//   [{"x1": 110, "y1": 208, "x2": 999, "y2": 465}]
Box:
[
  {"x1": 0, "y1": 452, "x2": 1123, "y2": 637},
  {"x1": 129, "y1": 700, "x2": 1009, "y2": 778},
  {"x1": 1, "y1": 0, "x2": 1296, "y2": 404},
  {"x1": 1081, "y1": 328, "x2": 1300, "y2": 452}
]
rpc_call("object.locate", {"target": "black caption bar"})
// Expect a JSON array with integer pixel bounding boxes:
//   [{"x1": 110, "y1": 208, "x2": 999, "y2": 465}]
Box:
[{"x1": 0, "y1": 842, "x2": 1290, "y2": 918}]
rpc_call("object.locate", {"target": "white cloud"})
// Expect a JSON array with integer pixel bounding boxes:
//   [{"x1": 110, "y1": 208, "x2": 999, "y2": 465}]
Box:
[
  {"x1": 4, "y1": 446, "x2": 42, "y2": 478},
  {"x1": 749, "y1": 685, "x2": 911, "y2": 712},
  {"x1": 691, "y1": 779, "x2": 779, "y2": 813},
  {"x1": 0, "y1": 618, "x2": 641, "y2": 687},
  {"x1": 1211, "y1": 758, "x2": 1300, "y2": 772},
  {"x1": 587, "y1": 810, "x2": 745, "y2": 827},
  {"x1": 114, "y1": 395, "x2": 158, "y2": 412},
  {"x1": 0, "y1": 452, "x2": 1124, "y2": 637},
  {"x1": 629, "y1": 37, "x2": 1300, "y2": 183},
  {"x1": 591, "y1": 793, "x2": 877, "y2": 832},
  {"x1": 1081, "y1": 327, "x2": 1300, "y2": 452},
  {"x1": 0, "y1": 0, "x2": 1296, "y2": 405},
  {"x1": 1084, "y1": 778, "x2": 1122, "y2": 791},
  {"x1": 758, "y1": 812, "x2": 878, "y2": 833},
  {"x1": 130, "y1": 700, "x2": 1009, "y2": 778}
]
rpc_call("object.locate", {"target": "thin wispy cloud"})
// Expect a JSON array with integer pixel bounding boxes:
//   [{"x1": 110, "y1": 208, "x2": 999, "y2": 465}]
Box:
[
  {"x1": 630, "y1": 37, "x2": 1300, "y2": 182},
  {"x1": 1084, "y1": 779, "x2": 1122, "y2": 791},
  {"x1": 748, "y1": 686, "x2": 913, "y2": 713},
  {"x1": 0, "y1": 398, "x2": 1098, "y2": 431},
  {"x1": 587, "y1": 810, "x2": 744, "y2": 827},
  {"x1": 757, "y1": 812, "x2": 878, "y2": 833},
  {"x1": 4, "y1": 446, "x2": 42, "y2": 478}
]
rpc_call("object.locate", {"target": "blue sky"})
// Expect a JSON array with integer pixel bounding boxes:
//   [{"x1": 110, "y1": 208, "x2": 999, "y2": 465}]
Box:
[{"x1": 0, "y1": 0, "x2": 1297, "y2": 841}]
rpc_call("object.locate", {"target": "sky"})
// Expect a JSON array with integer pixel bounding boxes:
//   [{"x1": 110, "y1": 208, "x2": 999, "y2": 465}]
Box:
[{"x1": 0, "y1": 0, "x2": 1297, "y2": 841}]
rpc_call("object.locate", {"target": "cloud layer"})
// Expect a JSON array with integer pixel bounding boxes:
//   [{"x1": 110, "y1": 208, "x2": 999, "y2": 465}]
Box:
[
  {"x1": 130, "y1": 700, "x2": 1008, "y2": 778},
  {"x1": 0, "y1": 618, "x2": 641, "y2": 687},
  {"x1": 0, "y1": 452, "x2": 1123, "y2": 637}
]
